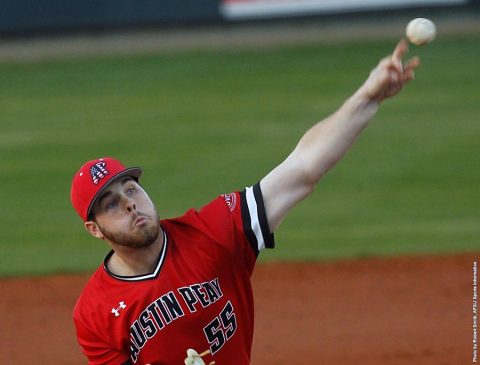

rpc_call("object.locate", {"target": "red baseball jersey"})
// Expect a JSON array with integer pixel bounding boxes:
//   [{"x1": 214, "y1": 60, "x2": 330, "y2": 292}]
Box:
[{"x1": 73, "y1": 183, "x2": 274, "y2": 365}]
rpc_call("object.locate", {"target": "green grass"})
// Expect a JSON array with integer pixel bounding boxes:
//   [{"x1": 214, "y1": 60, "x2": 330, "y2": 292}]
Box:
[{"x1": 1, "y1": 32, "x2": 479, "y2": 276}]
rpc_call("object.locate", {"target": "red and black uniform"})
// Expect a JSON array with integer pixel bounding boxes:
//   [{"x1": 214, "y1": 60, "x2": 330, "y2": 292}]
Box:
[{"x1": 74, "y1": 183, "x2": 274, "y2": 365}]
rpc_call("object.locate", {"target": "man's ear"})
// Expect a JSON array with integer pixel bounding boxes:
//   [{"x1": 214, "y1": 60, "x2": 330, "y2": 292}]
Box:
[{"x1": 84, "y1": 221, "x2": 104, "y2": 240}]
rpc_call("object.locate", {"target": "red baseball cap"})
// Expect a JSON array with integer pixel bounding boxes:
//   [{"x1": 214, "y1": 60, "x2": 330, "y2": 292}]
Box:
[{"x1": 70, "y1": 157, "x2": 142, "y2": 221}]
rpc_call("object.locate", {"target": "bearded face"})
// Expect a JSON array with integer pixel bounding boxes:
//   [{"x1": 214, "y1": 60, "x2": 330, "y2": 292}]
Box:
[{"x1": 87, "y1": 177, "x2": 161, "y2": 248}]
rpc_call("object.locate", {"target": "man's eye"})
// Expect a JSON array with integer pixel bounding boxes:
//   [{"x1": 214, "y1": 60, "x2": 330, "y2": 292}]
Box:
[
  {"x1": 126, "y1": 187, "x2": 135, "y2": 194},
  {"x1": 105, "y1": 201, "x2": 117, "y2": 209}
]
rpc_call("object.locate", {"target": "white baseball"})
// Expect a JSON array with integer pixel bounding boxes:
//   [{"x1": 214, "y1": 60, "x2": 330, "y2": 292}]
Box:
[{"x1": 406, "y1": 18, "x2": 436, "y2": 45}]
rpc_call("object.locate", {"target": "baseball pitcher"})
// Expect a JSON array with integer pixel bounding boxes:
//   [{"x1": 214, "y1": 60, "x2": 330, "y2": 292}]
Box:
[{"x1": 71, "y1": 39, "x2": 419, "y2": 365}]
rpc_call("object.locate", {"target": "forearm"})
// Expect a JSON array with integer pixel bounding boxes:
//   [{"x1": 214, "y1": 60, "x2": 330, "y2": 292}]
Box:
[
  {"x1": 260, "y1": 39, "x2": 419, "y2": 232},
  {"x1": 294, "y1": 89, "x2": 379, "y2": 186},
  {"x1": 261, "y1": 89, "x2": 379, "y2": 231}
]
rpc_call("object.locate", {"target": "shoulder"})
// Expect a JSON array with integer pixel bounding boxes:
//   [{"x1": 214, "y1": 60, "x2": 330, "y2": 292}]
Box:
[
  {"x1": 161, "y1": 185, "x2": 274, "y2": 256},
  {"x1": 161, "y1": 193, "x2": 238, "y2": 232}
]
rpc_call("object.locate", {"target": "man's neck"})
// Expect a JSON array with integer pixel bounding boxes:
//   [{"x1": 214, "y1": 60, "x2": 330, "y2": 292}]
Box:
[{"x1": 107, "y1": 228, "x2": 165, "y2": 277}]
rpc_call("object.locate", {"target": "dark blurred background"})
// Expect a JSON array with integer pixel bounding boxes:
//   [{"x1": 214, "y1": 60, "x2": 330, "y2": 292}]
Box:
[{"x1": 0, "y1": 0, "x2": 478, "y2": 36}]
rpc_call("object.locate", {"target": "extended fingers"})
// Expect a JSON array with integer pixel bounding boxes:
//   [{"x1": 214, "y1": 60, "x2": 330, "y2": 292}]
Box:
[
  {"x1": 389, "y1": 39, "x2": 407, "y2": 76},
  {"x1": 403, "y1": 56, "x2": 421, "y2": 82},
  {"x1": 385, "y1": 47, "x2": 420, "y2": 83},
  {"x1": 404, "y1": 56, "x2": 421, "y2": 72},
  {"x1": 381, "y1": 56, "x2": 403, "y2": 85},
  {"x1": 392, "y1": 39, "x2": 409, "y2": 62},
  {"x1": 363, "y1": 39, "x2": 419, "y2": 101}
]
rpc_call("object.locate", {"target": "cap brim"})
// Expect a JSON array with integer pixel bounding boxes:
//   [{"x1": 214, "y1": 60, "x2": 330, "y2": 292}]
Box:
[{"x1": 86, "y1": 167, "x2": 142, "y2": 219}]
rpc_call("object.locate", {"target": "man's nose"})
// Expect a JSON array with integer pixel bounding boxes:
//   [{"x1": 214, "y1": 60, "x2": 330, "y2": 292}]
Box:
[{"x1": 124, "y1": 198, "x2": 136, "y2": 213}]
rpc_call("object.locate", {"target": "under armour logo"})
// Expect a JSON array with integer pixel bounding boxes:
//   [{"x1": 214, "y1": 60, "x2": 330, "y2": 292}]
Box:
[{"x1": 111, "y1": 301, "x2": 127, "y2": 317}]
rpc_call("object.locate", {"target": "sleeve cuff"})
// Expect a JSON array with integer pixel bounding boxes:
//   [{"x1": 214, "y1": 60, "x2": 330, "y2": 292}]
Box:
[{"x1": 240, "y1": 182, "x2": 275, "y2": 256}]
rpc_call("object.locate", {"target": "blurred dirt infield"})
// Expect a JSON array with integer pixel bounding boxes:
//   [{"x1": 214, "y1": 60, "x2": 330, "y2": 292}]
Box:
[{"x1": 0, "y1": 253, "x2": 475, "y2": 364}]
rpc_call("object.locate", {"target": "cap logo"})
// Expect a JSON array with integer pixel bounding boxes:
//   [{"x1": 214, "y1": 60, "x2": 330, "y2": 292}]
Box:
[{"x1": 90, "y1": 161, "x2": 109, "y2": 185}]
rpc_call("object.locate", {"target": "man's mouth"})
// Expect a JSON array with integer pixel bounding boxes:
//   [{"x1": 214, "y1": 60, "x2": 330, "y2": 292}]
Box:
[{"x1": 133, "y1": 216, "x2": 148, "y2": 228}]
